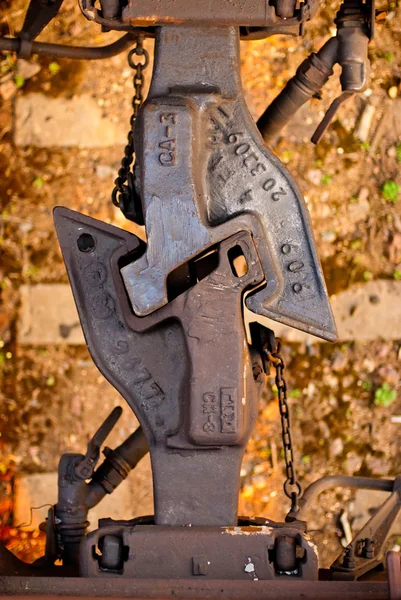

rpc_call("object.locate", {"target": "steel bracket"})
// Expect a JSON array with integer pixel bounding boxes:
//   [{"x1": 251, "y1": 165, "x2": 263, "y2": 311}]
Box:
[{"x1": 120, "y1": 26, "x2": 336, "y2": 342}]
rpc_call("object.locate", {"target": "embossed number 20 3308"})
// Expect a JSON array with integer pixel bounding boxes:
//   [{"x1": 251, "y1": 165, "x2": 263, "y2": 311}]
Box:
[{"x1": 228, "y1": 133, "x2": 287, "y2": 202}]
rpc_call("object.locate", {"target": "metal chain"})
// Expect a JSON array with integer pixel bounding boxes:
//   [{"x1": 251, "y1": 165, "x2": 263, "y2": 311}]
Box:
[
  {"x1": 266, "y1": 338, "x2": 303, "y2": 513},
  {"x1": 112, "y1": 36, "x2": 149, "y2": 220}
]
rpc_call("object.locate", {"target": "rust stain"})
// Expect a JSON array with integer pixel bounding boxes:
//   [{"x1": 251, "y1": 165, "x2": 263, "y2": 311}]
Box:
[
  {"x1": 223, "y1": 525, "x2": 273, "y2": 536},
  {"x1": 127, "y1": 16, "x2": 185, "y2": 26}
]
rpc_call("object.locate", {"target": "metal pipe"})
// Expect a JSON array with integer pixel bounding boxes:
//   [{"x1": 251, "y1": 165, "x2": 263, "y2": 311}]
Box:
[
  {"x1": 86, "y1": 426, "x2": 149, "y2": 510},
  {"x1": 257, "y1": 36, "x2": 338, "y2": 143},
  {"x1": 53, "y1": 427, "x2": 148, "y2": 566},
  {"x1": 112, "y1": 424, "x2": 149, "y2": 469},
  {"x1": 296, "y1": 475, "x2": 394, "y2": 520},
  {"x1": 0, "y1": 33, "x2": 138, "y2": 60}
]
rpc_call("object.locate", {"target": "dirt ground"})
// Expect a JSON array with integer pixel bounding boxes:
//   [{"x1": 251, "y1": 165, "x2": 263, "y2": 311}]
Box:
[{"x1": 1, "y1": 0, "x2": 401, "y2": 569}]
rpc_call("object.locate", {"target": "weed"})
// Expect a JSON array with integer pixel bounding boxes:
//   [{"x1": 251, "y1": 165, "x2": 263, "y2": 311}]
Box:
[
  {"x1": 49, "y1": 62, "x2": 60, "y2": 75},
  {"x1": 14, "y1": 74, "x2": 25, "y2": 88},
  {"x1": 32, "y1": 177, "x2": 44, "y2": 189},
  {"x1": 321, "y1": 174, "x2": 333, "y2": 185},
  {"x1": 25, "y1": 265, "x2": 40, "y2": 279},
  {"x1": 281, "y1": 151, "x2": 293, "y2": 163},
  {"x1": 351, "y1": 239, "x2": 362, "y2": 250},
  {"x1": 382, "y1": 180, "x2": 399, "y2": 203},
  {"x1": 46, "y1": 375, "x2": 56, "y2": 387},
  {"x1": 374, "y1": 383, "x2": 397, "y2": 407}
]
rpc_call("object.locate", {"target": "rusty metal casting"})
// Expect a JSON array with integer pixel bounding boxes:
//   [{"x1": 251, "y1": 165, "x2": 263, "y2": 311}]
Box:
[
  {"x1": 54, "y1": 207, "x2": 266, "y2": 527},
  {"x1": 80, "y1": 521, "x2": 318, "y2": 579},
  {"x1": 80, "y1": 0, "x2": 319, "y2": 36},
  {"x1": 120, "y1": 26, "x2": 336, "y2": 342}
]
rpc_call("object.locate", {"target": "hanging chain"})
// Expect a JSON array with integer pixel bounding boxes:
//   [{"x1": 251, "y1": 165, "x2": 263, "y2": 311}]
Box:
[
  {"x1": 112, "y1": 36, "x2": 149, "y2": 222},
  {"x1": 266, "y1": 338, "x2": 303, "y2": 514}
]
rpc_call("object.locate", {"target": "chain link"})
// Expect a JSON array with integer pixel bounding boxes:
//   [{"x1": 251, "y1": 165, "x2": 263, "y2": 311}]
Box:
[
  {"x1": 266, "y1": 338, "x2": 303, "y2": 512},
  {"x1": 112, "y1": 36, "x2": 149, "y2": 221}
]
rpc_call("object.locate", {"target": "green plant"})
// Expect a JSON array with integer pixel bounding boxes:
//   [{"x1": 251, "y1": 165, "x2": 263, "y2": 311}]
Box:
[
  {"x1": 0, "y1": 54, "x2": 15, "y2": 76},
  {"x1": 289, "y1": 388, "x2": 301, "y2": 399},
  {"x1": 321, "y1": 174, "x2": 333, "y2": 185},
  {"x1": 382, "y1": 180, "x2": 400, "y2": 203},
  {"x1": 25, "y1": 264, "x2": 40, "y2": 278},
  {"x1": 394, "y1": 270, "x2": 401, "y2": 281},
  {"x1": 14, "y1": 74, "x2": 25, "y2": 88},
  {"x1": 351, "y1": 239, "x2": 362, "y2": 250},
  {"x1": 385, "y1": 52, "x2": 394, "y2": 62},
  {"x1": 281, "y1": 150, "x2": 293, "y2": 163},
  {"x1": 374, "y1": 383, "x2": 397, "y2": 407},
  {"x1": 396, "y1": 144, "x2": 401, "y2": 163},
  {"x1": 49, "y1": 62, "x2": 60, "y2": 74},
  {"x1": 46, "y1": 375, "x2": 56, "y2": 387},
  {"x1": 32, "y1": 177, "x2": 44, "y2": 189}
]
